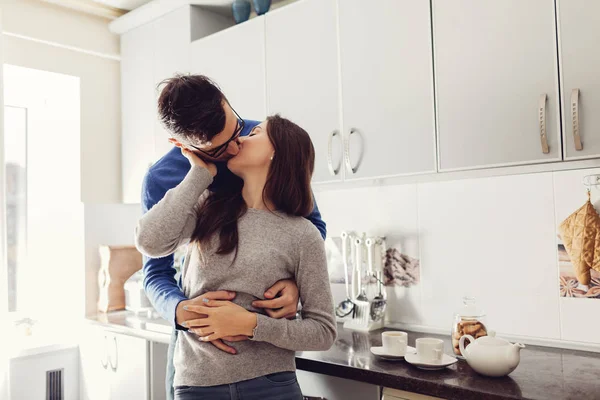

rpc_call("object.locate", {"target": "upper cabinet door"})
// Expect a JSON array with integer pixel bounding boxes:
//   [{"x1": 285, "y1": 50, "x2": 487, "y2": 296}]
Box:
[
  {"x1": 433, "y1": 0, "x2": 561, "y2": 171},
  {"x1": 558, "y1": 0, "x2": 600, "y2": 160},
  {"x1": 121, "y1": 21, "x2": 156, "y2": 204},
  {"x1": 191, "y1": 17, "x2": 267, "y2": 121},
  {"x1": 266, "y1": 0, "x2": 342, "y2": 183},
  {"x1": 153, "y1": 6, "x2": 193, "y2": 160},
  {"x1": 338, "y1": 0, "x2": 436, "y2": 179}
]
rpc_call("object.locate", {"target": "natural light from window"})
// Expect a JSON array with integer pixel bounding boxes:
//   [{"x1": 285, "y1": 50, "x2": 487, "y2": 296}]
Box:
[
  {"x1": 4, "y1": 106, "x2": 27, "y2": 313},
  {"x1": 2, "y1": 64, "x2": 84, "y2": 324}
]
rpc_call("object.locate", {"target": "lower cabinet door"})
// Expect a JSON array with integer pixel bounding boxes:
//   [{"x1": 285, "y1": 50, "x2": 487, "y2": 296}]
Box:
[
  {"x1": 149, "y1": 341, "x2": 169, "y2": 400},
  {"x1": 79, "y1": 327, "x2": 111, "y2": 400},
  {"x1": 382, "y1": 387, "x2": 445, "y2": 400},
  {"x1": 296, "y1": 370, "x2": 379, "y2": 400},
  {"x1": 109, "y1": 333, "x2": 149, "y2": 400}
]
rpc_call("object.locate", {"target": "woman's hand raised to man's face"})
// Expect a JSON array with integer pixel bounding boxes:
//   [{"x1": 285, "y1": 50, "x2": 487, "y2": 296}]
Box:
[{"x1": 181, "y1": 148, "x2": 217, "y2": 177}]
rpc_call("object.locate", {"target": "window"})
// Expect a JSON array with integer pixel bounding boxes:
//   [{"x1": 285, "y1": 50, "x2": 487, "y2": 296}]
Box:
[
  {"x1": 4, "y1": 106, "x2": 27, "y2": 312},
  {"x1": 1, "y1": 64, "x2": 82, "y2": 318}
]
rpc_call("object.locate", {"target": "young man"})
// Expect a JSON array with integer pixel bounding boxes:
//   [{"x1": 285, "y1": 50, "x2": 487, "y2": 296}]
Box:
[{"x1": 141, "y1": 75, "x2": 327, "y2": 398}]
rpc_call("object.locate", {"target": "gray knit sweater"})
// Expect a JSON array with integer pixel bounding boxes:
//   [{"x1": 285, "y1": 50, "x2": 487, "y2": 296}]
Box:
[{"x1": 135, "y1": 166, "x2": 337, "y2": 387}]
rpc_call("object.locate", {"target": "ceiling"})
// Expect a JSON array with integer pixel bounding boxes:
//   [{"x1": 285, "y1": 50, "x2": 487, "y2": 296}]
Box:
[{"x1": 92, "y1": 0, "x2": 152, "y2": 11}]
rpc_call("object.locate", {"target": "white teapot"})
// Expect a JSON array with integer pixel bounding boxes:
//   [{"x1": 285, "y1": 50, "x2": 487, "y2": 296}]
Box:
[{"x1": 459, "y1": 331, "x2": 525, "y2": 377}]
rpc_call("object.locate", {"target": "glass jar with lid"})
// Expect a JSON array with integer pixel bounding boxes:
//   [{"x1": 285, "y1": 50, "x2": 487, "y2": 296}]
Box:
[{"x1": 452, "y1": 296, "x2": 488, "y2": 359}]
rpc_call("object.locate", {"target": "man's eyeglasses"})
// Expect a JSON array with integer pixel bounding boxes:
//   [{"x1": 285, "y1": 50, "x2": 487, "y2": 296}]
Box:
[{"x1": 188, "y1": 107, "x2": 245, "y2": 159}]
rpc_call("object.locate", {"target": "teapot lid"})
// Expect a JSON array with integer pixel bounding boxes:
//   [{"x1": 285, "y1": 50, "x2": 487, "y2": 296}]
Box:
[
  {"x1": 457, "y1": 296, "x2": 485, "y2": 318},
  {"x1": 473, "y1": 331, "x2": 510, "y2": 347}
]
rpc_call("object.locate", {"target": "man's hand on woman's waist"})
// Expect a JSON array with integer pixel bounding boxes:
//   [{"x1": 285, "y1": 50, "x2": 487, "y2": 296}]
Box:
[
  {"x1": 251, "y1": 279, "x2": 300, "y2": 320},
  {"x1": 177, "y1": 279, "x2": 300, "y2": 354}
]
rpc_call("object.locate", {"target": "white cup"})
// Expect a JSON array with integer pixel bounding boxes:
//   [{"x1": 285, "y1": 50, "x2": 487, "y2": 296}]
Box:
[
  {"x1": 381, "y1": 331, "x2": 408, "y2": 356},
  {"x1": 416, "y1": 338, "x2": 444, "y2": 363}
]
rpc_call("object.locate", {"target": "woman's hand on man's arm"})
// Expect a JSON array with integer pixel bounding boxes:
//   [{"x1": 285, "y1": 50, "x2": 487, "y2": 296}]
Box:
[
  {"x1": 183, "y1": 301, "x2": 257, "y2": 341},
  {"x1": 180, "y1": 279, "x2": 301, "y2": 343},
  {"x1": 176, "y1": 290, "x2": 240, "y2": 354}
]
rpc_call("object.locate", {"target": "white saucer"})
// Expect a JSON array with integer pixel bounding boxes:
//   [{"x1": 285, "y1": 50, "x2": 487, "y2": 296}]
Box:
[
  {"x1": 405, "y1": 353, "x2": 457, "y2": 370},
  {"x1": 370, "y1": 346, "x2": 416, "y2": 361}
]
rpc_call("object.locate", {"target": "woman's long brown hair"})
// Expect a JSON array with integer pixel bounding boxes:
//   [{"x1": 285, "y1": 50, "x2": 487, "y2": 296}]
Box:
[{"x1": 191, "y1": 115, "x2": 315, "y2": 255}]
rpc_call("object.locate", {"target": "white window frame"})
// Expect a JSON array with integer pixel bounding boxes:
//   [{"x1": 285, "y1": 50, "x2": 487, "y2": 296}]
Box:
[
  {"x1": 3, "y1": 105, "x2": 28, "y2": 316},
  {"x1": 0, "y1": 11, "x2": 8, "y2": 317}
]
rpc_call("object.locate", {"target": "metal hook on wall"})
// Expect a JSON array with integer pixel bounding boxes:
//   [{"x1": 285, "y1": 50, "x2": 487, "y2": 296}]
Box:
[{"x1": 582, "y1": 175, "x2": 600, "y2": 190}]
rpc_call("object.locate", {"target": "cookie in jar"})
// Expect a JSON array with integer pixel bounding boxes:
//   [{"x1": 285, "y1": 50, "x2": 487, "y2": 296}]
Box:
[{"x1": 451, "y1": 297, "x2": 487, "y2": 359}]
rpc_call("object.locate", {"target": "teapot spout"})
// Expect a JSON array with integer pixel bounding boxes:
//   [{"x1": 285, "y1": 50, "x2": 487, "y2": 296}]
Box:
[
  {"x1": 508, "y1": 343, "x2": 525, "y2": 368},
  {"x1": 514, "y1": 343, "x2": 526, "y2": 352}
]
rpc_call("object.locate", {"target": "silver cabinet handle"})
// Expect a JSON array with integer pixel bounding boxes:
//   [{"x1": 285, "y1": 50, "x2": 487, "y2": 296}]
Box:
[
  {"x1": 539, "y1": 94, "x2": 549, "y2": 154},
  {"x1": 344, "y1": 128, "x2": 362, "y2": 174},
  {"x1": 100, "y1": 335, "x2": 108, "y2": 369},
  {"x1": 571, "y1": 89, "x2": 583, "y2": 151},
  {"x1": 109, "y1": 336, "x2": 118, "y2": 372},
  {"x1": 327, "y1": 130, "x2": 340, "y2": 176}
]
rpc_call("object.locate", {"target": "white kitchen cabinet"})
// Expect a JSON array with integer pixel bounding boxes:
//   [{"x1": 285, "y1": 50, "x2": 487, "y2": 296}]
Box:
[
  {"x1": 382, "y1": 387, "x2": 443, "y2": 400},
  {"x1": 120, "y1": 6, "x2": 233, "y2": 204},
  {"x1": 265, "y1": 0, "x2": 343, "y2": 183},
  {"x1": 433, "y1": 0, "x2": 561, "y2": 171},
  {"x1": 149, "y1": 342, "x2": 169, "y2": 400},
  {"x1": 120, "y1": 21, "x2": 156, "y2": 204},
  {"x1": 79, "y1": 329, "x2": 112, "y2": 400},
  {"x1": 191, "y1": 17, "x2": 267, "y2": 121},
  {"x1": 296, "y1": 370, "x2": 379, "y2": 400},
  {"x1": 557, "y1": 0, "x2": 600, "y2": 160},
  {"x1": 338, "y1": 0, "x2": 436, "y2": 179},
  {"x1": 153, "y1": 6, "x2": 193, "y2": 161},
  {"x1": 80, "y1": 329, "x2": 149, "y2": 400},
  {"x1": 109, "y1": 333, "x2": 149, "y2": 400},
  {"x1": 121, "y1": 6, "x2": 192, "y2": 204}
]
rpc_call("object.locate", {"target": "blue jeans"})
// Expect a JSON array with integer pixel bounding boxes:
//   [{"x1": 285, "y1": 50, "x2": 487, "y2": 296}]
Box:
[
  {"x1": 167, "y1": 331, "x2": 302, "y2": 400},
  {"x1": 174, "y1": 372, "x2": 303, "y2": 400}
]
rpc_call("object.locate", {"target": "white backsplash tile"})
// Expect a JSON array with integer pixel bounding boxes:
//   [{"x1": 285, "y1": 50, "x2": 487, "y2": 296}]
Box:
[
  {"x1": 315, "y1": 183, "x2": 420, "y2": 257},
  {"x1": 385, "y1": 285, "x2": 421, "y2": 325},
  {"x1": 316, "y1": 183, "x2": 422, "y2": 325},
  {"x1": 559, "y1": 297, "x2": 600, "y2": 343},
  {"x1": 83, "y1": 167, "x2": 600, "y2": 345},
  {"x1": 416, "y1": 173, "x2": 560, "y2": 339}
]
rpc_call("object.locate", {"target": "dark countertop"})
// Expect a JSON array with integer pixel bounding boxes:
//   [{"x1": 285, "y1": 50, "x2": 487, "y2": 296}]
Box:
[
  {"x1": 87, "y1": 313, "x2": 600, "y2": 400},
  {"x1": 296, "y1": 325, "x2": 600, "y2": 400}
]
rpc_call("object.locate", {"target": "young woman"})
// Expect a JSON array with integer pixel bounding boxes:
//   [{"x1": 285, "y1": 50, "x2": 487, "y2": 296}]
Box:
[{"x1": 135, "y1": 115, "x2": 336, "y2": 400}]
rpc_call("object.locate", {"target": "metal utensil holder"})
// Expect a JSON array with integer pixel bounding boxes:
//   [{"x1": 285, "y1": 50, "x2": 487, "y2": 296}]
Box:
[{"x1": 343, "y1": 234, "x2": 387, "y2": 332}]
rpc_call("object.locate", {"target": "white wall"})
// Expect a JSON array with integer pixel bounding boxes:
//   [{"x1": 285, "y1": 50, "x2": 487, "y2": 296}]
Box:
[
  {"x1": 1, "y1": 0, "x2": 119, "y2": 57},
  {"x1": 2, "y1": 0, "x2": 122, "y2": 204},
  {"x1": 315, "y1": 167, "x2": 600, "y2": 346}
]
